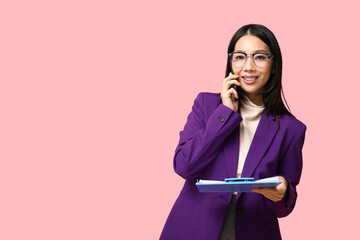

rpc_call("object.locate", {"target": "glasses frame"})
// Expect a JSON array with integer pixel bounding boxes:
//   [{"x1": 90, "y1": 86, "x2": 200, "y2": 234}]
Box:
[{"x1": 229, "y1": 52, "x2": 274, "y2": 68}]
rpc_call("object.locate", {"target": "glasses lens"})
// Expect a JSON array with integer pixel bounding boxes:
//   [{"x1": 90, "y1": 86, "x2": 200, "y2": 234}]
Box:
[
  {"x1": 231, "y1": 53, "x2": 246, "y2": 67},
  {"x1": 253, "y1": 53, "x2": 269, "y2": 68}
]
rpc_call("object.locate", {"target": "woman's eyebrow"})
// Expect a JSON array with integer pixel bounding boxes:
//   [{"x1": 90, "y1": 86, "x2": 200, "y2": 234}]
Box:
[
  {"x1": 234, "y1": 49, "x2": 268, "y2": 53},
  {"x1": 254, "y1": 50, "x2": 268, "y2": 53}
]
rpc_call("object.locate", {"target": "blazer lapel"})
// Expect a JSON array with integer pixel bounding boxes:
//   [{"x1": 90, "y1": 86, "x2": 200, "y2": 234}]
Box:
[
  {"x1": 223, "y1": 124, "x2": 241, "y2": 178},
  {"x1": 220, "y1": 97, "x2": 242, "y2": 179},
  {"x1": 241, "y1": 111, "x2": 279, "y2": 178}
]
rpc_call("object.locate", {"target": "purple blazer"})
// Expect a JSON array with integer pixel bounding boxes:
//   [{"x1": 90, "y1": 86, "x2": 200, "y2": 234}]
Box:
[{"x1": 160, "y1": 92, "x2": 306, "y2": 240}]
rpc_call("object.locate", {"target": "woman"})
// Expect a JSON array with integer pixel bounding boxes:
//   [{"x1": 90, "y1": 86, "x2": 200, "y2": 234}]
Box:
[{"x1": 160, "y1": 24, "x2": 306, "y2": 240}]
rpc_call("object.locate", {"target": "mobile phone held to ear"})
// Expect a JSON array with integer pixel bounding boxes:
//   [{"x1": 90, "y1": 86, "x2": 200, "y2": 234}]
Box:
[
  {"x1": 231, "y1": 84, "x2": 238, "y2": 102},
  {"x1": 231, "y1": 73, "x2": 238, "y2": 91},
  {"x1": 229, "y1": 71, "x2": 239, "y2": 101},
  {"x1": 229, "y1": 71, "x2": 238, "y2": 90}
]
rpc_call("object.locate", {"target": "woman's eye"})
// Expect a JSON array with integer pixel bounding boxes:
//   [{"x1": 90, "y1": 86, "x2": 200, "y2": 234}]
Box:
[
  {"x1": 235, "y1": 55, "x2": 245, "y2": 60},
  {"x1": 255, "y1": 55, "x2": 266, "y2": 60}
]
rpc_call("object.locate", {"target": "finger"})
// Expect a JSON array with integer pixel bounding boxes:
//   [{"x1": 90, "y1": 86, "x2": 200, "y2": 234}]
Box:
[
  {"x1": 252, "y1": 188, "x2": 279, "y2": 199},
  {"x1": 232, "y1": 90, "x2": 239, "y2": 101},
  {"x1": 262, "y1": 188, "x2": 276, "y2": 193},
  {"x1": 228, "y1": 85, "x2": 239, "y2": 95},
  {"x1": 229, "y1": 90, "x2": 238, "y2": 103},
  {"x1": 224, "y1": 80, "x2": 241, "y2": 90},
  {"x1": 227, "y1": 88, "x2": 238, "y2": 100},
  {"x1": 253, "y1": 188, "x2": 273, "y2": 193},
  {"x1": 226, "y1": 76, "x2": 239, "y2": 82},
  {"x1": 252, "y1": 188, "x2": 266, "y2": 193},
  {"x1": 252, "y1": 191, "x2": 277, "y2": 201},
  {"x1": 224, "y1": 74, "x2": 239, "y2": 82},
  {"x1": 226, "y1": 79, "x2": 241, "y2": 86},
  {"x1": 262, "y1": 191, "x2": 283, "y2": 202},
  {"x1": 270, "y1": 196, "x2": 282, "y2": 202}
]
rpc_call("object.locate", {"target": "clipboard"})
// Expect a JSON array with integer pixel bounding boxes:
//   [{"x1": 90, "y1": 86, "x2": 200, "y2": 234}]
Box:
[{"x1": 195, "y1": 177, "x2": 282, "y2": 192}]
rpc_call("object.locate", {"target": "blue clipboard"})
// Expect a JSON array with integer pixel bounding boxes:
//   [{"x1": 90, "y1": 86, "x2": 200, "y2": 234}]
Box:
[{"x1": 195, "y1": 177, "x2": 282, "y2": 192}]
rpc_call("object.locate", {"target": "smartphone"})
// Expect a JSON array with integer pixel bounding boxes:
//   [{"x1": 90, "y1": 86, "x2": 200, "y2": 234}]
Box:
[
  {"x1": 230, "y1": 71, "x2": 239, "y2": 101},
  {"x1": 230, "y1": 71, "x2": 238, "y2": 91}
]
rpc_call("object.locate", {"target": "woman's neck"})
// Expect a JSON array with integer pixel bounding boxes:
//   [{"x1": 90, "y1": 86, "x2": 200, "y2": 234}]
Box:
[{"x1": 246, "y1": 93, "x2": 264, "y2": 106}]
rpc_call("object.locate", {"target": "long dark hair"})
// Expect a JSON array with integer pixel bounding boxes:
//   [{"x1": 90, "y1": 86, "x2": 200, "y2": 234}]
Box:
[{"x1": 225, "y1": 24, "x2": 293, "y2": 119}]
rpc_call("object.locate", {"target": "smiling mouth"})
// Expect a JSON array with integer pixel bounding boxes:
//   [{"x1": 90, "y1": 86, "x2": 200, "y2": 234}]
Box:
[{"x1": 242, "y1": 76, "x2": 258, "y2": 84}]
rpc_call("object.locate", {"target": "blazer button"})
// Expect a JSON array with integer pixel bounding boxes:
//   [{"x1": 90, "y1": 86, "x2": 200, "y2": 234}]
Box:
[
  {"x1": 238, "y1": 207, "x2": 245, "y2": 216},
  {"x1": 219, "y1": 117, "x2": 225, "y2": 122}
]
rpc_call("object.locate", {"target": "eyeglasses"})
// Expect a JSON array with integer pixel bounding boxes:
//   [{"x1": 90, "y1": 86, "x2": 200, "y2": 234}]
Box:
[{"x1": 229, "y1": 52, "x2": 273, "y2": 68}]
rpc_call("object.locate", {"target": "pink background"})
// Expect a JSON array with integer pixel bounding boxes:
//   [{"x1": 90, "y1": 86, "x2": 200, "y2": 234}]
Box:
[{"x1": 1, "y1": 0, "x2": 359, "y2": 239}]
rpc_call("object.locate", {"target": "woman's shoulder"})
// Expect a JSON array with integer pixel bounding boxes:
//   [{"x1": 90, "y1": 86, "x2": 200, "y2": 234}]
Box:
[
  {"x1": 196, "y1": 92, "x2": 221, "y2": 100},
  {"x1": 278, "y1": 113, "x2": 307, "y2": 135},
  {"x1": 193, "y1": 92, "x2": 222, "y2": 106}
]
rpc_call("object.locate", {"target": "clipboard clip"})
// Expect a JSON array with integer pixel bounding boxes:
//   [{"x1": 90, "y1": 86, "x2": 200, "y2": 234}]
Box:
[{"x1": 224, "y1": 177, "x2": 254, "y2": 182}]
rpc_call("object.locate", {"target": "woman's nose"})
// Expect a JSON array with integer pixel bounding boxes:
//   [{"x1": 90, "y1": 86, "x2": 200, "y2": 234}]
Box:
[{"x1": 243, "y1": 56, "x2": 256, "y2": 71}]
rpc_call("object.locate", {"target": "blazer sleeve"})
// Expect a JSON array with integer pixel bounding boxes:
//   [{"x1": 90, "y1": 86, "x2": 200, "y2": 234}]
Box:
[
  {"x1": 173, "y1": 93, "x2": 242, "y2": 179},
  {"x1": 267, "y1": 123, "x2": 306, "y2": 218}
]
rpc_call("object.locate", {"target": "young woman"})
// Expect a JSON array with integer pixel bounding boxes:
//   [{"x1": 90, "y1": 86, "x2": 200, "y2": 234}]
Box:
[{"x1": 160, "y1": 24, "x2": 306, "y2": 240}]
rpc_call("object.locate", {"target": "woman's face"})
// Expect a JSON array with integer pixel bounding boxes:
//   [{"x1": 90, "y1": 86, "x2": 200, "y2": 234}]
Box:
[{"x1": 232, "y1": 35, "x2": 273, "y2": 104}]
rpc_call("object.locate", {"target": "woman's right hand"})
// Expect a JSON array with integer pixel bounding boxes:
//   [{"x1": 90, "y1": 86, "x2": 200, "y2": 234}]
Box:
[{"x1": 221, "y1": 72, "x2": 241, "y2": 112}]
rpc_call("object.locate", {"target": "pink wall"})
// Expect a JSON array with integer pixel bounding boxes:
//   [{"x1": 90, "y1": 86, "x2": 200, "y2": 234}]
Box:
[{"x1": 1, "y1": 0, "x2": 359, "y2": 239}]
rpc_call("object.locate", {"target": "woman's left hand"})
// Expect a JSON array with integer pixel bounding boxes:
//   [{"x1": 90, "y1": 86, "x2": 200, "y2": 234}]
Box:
[{"x1": 251, "y1": 176, "x2": 288, "y2": 202}]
